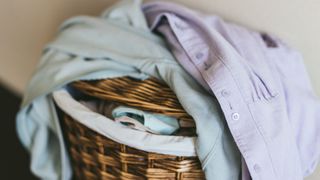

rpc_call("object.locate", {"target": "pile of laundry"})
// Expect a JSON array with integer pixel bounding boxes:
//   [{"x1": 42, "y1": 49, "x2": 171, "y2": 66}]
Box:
[
  {"x1": 79, "y1": 98, "x2": 180, "y2": 135},
  {"x1": 16, "y1": 0, "x2": 320, "y2": 180}
]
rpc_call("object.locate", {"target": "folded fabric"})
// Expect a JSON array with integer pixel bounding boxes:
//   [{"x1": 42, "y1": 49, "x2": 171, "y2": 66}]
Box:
[
  {"x1": 79, "y1": 99, "x2": 180, "y2": 135},
  {"x1": 143, "y1": 1, "x2": 320, "y2": 180},
  {"x1": 53, "y1": 89, "x2": 196, "y2": 156},
  {"x1": 81, "y1": 98, "x2": 196, "y2": 128},
  {"x1": 16, "y1": 0, "x2": 240, "y2": 179},
  {"x1": 112, "y1": 106, "x2": 180, "y2": 135}
]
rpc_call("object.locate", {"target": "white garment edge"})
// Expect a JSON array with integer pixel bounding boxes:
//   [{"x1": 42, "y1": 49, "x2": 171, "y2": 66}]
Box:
[{"x1": 52, "y1": 89, "x2": 197, "y2": 156}]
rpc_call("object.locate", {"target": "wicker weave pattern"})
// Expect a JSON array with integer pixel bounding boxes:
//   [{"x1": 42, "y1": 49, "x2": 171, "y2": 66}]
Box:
[
  {"x1": 61, "y1": 77, "x2": 205, "y2": 179},
  {"x1": 71, "y1": 77, "x2": 193, "y2": 124},
  {"x1": 63, "y1": 115, "x2": 204, "y2": 180}
]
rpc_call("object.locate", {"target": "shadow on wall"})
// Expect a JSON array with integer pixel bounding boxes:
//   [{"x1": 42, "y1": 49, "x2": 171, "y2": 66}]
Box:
[{"x1": 0, "y1": 84, "x2": 36, "y2": 179}]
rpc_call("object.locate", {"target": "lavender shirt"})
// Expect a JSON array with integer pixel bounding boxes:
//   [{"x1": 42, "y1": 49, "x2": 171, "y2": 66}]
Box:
[{"x1": 143, "y1": 1, "x2": 320, "y2": 180}]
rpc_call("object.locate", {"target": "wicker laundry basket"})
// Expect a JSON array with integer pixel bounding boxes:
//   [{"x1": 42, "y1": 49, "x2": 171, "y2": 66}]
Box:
[{"x1": 60, "y1": 77, "x2": 205, "y2": 179}]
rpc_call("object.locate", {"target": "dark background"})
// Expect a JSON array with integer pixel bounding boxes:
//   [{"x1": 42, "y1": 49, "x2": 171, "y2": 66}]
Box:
[{"x1": 0, "y1": 84, "x2": 37, "y2": 179}]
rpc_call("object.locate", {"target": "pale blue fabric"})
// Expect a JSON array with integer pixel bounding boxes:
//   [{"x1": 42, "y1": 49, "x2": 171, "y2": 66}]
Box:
[
  {"x1": 112, "y1": 106, "x2": 180, "y2": 135},
  {"x1": 16, "y1": 0, "x2": 240, "y2": 179}
]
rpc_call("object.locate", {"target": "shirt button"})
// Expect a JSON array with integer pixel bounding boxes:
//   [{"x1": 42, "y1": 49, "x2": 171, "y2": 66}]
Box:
[
  {"x1": 221, "y1": 90, "x2": 230, "y2": 97},
  {"x1": 232, "y1": 113, "x2": 240, "y2": 121},
  {"x1": 196, "y1": 52, "x2": 204, "y2": 59},
  {"x1": 254, "y1": 164, "x2": 261, "y2": 173}
]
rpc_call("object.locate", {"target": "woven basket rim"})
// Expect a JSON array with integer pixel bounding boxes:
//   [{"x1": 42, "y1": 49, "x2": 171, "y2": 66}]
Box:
[{"x1": 53, "y1": 89, "x2": 197, "y2": 157}]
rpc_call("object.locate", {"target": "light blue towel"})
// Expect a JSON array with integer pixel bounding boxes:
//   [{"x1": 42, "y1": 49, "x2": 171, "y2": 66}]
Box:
[{"x1": 16, "y1": 0, "x2": 241, "y2": 179}]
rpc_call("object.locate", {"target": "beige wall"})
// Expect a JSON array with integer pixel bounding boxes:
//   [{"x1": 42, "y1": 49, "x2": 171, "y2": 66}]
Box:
[
  {"x1": 1, "y1": 0, "x2": 320, "y2": 95},
  {"x1": 0, "y1": 0, "x2": 117, "y2": 93},
  {"x1": 0, "y1": 0, "x2": 319, "y2": 178}
]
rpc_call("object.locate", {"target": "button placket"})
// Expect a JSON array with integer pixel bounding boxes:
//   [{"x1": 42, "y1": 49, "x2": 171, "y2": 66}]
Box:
[
  {"x1": 220, "y1": 89, "x2": 240, "y2": 122},
  {"x1": 221, "y1": 92, "x2": 267, "y2": 178},
  {"x1": 166, "y1": 14, "x2": 277, "y2": 179},
  {"x1": 205, "y1": 68, "x2": 276, "y2": 179}
]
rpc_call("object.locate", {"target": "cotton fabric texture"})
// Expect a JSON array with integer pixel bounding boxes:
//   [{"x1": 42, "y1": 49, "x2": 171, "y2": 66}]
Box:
[
  {"x1": 143, "y1": 1, "x2": 320, "y2": 180},
  {"x1": 16, "y1": 0, "x2": 240, "y2": 179},
  {"x1": 78, "y1": 98, "x2": 181, "y2": 135},
  {"x1": 112, "y1": 106, "x2": 180, "y2": 135},
  {"x1": 53, "y1": 89, "x2": 197, "y2": 156}
]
